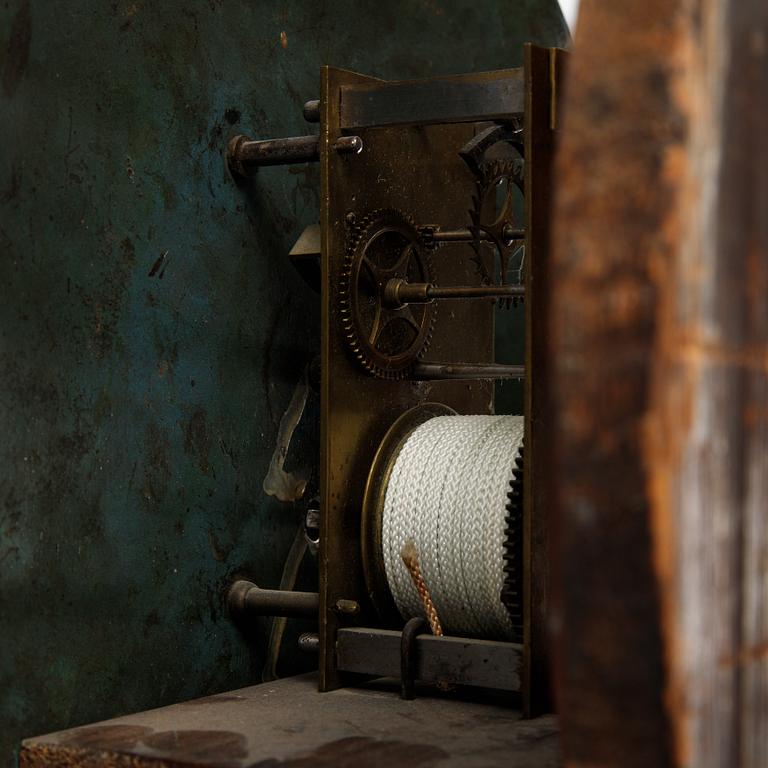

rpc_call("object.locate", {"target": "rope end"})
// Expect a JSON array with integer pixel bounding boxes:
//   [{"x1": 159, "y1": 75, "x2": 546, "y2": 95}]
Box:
[{"x1": 400, "y1": 538, "x2": 419, "y2": 568}]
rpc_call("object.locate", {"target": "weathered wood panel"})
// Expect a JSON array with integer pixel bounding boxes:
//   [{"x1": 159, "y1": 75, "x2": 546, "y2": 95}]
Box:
[
  {"x1": 524, "y1": 43, "x2": 566, "y2": 718},
  {"x1": 549, "y1": 1, "x2": 767, "y2": 765}
]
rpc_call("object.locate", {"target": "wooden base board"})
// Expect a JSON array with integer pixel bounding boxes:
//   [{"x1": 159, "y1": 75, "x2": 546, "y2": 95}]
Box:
[{"x1": 22, "y1": 674, "x2": 559, "y2": 768}]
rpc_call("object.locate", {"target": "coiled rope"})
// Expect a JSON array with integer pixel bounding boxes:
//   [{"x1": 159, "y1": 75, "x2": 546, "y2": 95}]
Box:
[{"x1": 382, "y1": 414, "x2": 524, "y2": 640}]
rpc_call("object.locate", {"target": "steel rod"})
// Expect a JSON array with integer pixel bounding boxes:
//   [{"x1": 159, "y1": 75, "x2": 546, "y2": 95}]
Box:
[
  {"x1": 425, "y1": 284, "x2": 525, "y2": 299},
  {"x1": 412, "y1": 362, "x2": 525, "y2": 380},
  {"x1": 227, "y1": 579, "x2": 319, "y2": 620},
  {"x1": 430, "y1": 227, "x2": 525, "y2": 243},
  {"x1": 228, "y1": 134, "x2": 362, "y2": 176},
  {"x1": 228, "y1": 135, "x2": 319, "y2": 174},
  {"x1": 385, "y1": 278, "x2": 525, "y2": 306}
]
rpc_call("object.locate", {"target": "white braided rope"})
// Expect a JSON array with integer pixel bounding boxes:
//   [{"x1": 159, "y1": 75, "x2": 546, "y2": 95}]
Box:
[{"x1": 382, "y1": 414, "x2": 524, "y2": 640}]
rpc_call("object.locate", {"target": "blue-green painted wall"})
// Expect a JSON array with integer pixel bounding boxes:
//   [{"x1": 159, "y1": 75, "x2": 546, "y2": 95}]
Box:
[{"x1": 0, "y1": 2, "x2": 567, "y2": 764}]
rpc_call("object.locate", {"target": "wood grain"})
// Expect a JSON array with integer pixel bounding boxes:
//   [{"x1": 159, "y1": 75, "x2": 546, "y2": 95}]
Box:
[{"x1": 548, "y1": 1, "x2": 767, "y2": 765}]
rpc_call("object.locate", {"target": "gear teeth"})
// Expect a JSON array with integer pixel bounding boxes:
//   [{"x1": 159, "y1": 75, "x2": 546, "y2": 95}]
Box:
[
  {"x1": 339, "y1": 209, "x2": 437, "y2": 379},
  {"x1": 467, "y1": 157, "x2": 525, "y2": 291},
  {"x1": 501, "y1": 441, "x2": 524, "y2": 642}
]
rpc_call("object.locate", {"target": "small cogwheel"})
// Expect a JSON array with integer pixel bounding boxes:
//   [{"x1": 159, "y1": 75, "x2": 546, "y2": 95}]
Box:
[
  {"x1": 339, "y1": 209, "x2": 436, "y2": 379},
  {"x1": 469, "y1": 158, "x2": 525, "y2": 308}
]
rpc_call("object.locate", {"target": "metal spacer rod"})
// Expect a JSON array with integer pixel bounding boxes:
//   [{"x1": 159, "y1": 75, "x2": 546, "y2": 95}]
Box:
[
  {"x1": 412, "y1": 362, "x2": 525, "y2": 380},
  {"x1": 227, "y1": 134, "x2": 319, "y2": 174},
  {"x1": 227, "y1": 579, "x2": 319, "y2": 620},
  {"x1": 227, "y1": 134, "x2": 362, "y2": 176},
  {"x1": 384, "y1": 278, "x2": 525, "y2": 307},
  {"x1": 428, "y1": 226, "x2": 525, "y2": 244}
]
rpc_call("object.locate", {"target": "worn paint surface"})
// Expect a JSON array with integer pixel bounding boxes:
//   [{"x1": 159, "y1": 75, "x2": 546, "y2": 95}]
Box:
[{"x1": 0, "y1": 1, "x2": 567, "y2": 764}]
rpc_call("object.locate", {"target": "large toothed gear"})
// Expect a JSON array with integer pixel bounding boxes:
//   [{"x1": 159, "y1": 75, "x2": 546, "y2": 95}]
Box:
[
  {"x1": 501, "y1": 443, "x2": 524, "y2": 642},
  {"x1": 339, "y1": 209, "x2": 436, "y2": 379},
  {"x1": 469, "y1": 158, "x2": 525, "y2": 305}
]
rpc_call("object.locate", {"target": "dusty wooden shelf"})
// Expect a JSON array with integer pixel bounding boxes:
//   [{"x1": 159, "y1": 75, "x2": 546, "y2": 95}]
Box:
[{"x1": 21, "y1": 673, "x2": 559, "y2": 768}]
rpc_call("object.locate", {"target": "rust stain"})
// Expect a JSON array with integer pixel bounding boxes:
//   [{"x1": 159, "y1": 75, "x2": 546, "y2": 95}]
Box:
[
  {"x1": 2, "y1": 0, "x2": 31, "y2": 98},
  {"x1": 719, "y1": 641, "x2": 768, "y2": 668},
  {"x1": 0, "y1": 163, "x2": 22, "y2": 203},
  {"x1": 742, "y1": 401, "x2": 768, "y2": 428},
  {"x1": 642, "y1": 1, "x2": 743, "y2": 764},
  {"x1": 141, "y1": 421, "x2": 171, "y2": 506},
  {"x1": 208, "y1": 527, "x2": 233, "y2": 562},
  {"x1": 641, "y1": 24, "x2": 694, "y2": 768},
  {"x1": 670, "y1": 335, "x2": 768, "y2": 372},
  {"x1": 183, "y1": 408, "x2": 212, "y2": 475},
  {"x1": 75, "y1": 235, "x2": 137, "y2": 360},
  {"x1": 58, "y1": 724, "x2": 153, "y2": 750}
]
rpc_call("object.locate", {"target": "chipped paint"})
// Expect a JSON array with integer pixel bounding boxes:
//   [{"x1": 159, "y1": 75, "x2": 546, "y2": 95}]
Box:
[{"x1": 263, "y1": 375, "x2": 309, "y2": 503}]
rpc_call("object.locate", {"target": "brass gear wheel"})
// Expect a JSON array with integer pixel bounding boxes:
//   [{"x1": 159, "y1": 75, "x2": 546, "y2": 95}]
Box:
[
  {"x1": 340, "y1": 209, "x2": 436, "y2": 379},
  {"x1": 469, "y1": 158, "x2": 525, "y2": 306}
]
